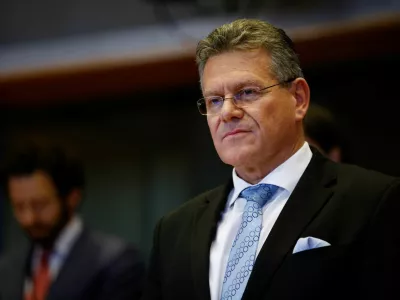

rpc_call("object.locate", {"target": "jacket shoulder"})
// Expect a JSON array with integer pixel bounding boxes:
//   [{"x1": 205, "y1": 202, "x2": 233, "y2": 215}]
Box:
[
  {"x1": 336, "y1": 162, "x2": 398, "y2": 187},
  {"x1": 162, "y1": 183, "x2": 227, "y2": 222},
  {"x1": 81, "y1": 229, "x2": 140, "y2": 265}
]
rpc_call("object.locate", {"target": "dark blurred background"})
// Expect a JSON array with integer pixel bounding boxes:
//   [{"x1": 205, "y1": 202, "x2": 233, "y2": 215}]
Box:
[{"x1": 0, "y1": 0, "x2": 399, "y2": 258}]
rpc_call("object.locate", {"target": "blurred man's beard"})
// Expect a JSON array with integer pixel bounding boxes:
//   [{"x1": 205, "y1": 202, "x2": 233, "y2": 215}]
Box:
[{"x1": 26, "y1": 204, "x2": 71, "y2": 249}]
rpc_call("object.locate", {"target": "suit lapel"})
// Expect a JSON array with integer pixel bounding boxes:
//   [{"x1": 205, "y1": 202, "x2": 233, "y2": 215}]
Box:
[
  {"x1": 46, "y1": 229, "x2": 90, "y2": 300},
  {"x1": 191, "y1": 181, "x2": 233, "y2": 300},
  {"x1": 243, "y1": 152, "x2": 337, "y2": 300}
]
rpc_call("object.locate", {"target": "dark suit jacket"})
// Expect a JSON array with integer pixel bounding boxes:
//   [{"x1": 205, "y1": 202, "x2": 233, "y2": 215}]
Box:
[
  {"x1": 143, "y1": 152, "x2": 400, "y2": 300},
  {"x1": 0, "y1": 228, "x2": 145, "y2": 300}
]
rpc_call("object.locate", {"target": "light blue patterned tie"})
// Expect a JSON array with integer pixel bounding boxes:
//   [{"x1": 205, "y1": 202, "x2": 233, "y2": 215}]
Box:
[{"x1": 220, "y1": 184, "x2": 279, "y2": 300}]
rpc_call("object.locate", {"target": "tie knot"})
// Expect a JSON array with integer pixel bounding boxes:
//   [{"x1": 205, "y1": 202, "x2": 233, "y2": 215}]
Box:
[{"x1": 239, "y1": 184, "x2": 279, "y2": 207}]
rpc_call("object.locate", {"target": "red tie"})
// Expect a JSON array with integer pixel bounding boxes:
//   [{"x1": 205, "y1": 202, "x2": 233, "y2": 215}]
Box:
[{"x1": 31, "y1": 250, "x2": 51, "y2": 300}]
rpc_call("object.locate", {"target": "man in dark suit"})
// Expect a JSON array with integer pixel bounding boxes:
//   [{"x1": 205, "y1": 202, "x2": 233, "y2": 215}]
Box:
[
  {"x1": 143, "y1": 19, "x2": 400, "y2": 300},
  {"x1": 0, "y1": 144, "x2": 144, "y2": 300}
]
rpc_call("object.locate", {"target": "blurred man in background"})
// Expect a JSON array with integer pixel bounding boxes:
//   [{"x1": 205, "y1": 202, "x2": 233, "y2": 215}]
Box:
[
  {"x1": 304, "y1": 104, "x2": 343, "y2": 162},
  {"x1": 0, "y1": 144, "x2": 144, "y2": 300},
  {"x1": 143, "y1": 19, "x2": 400, "y2": 300}
]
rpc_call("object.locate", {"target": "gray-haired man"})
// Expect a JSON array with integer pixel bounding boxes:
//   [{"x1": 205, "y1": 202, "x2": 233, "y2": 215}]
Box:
[{"x1": 143, "y1": 19, "x2": 400, "y2": 300}]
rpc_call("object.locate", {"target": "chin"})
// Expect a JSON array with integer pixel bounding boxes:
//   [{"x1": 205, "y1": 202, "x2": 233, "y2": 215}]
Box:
[
  {"x1": 29, "y1": 234, "x2": 52, "y2": 246},
  {"x1": 25, "y1": 229, "x2": 49, "y2": 240},
  {"x1": 218, "y1": 147, "x2": 254, "y2": 167}
]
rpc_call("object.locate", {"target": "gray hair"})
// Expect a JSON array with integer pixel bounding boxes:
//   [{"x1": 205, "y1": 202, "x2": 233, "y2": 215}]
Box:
[{"x1": 196, "y1": 19, "x2": 303, "y2": 85}]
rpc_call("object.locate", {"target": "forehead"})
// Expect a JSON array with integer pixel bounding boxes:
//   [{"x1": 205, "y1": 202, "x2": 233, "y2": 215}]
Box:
[
  {"x1": 202, "y1": 48, "x2": 273, "y2": 94},
  {"x1": 8, "y1": 171, "x2": 57, "y2": 202}
]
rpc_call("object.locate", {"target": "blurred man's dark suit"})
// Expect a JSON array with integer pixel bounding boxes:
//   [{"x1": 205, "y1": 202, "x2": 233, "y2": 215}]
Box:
[
  {"x1": 0, "y1": 227, "x2": 145, "y2": 300},
  {"x1": 143, "y1": 151, "x2": 400, "y2": 300}
]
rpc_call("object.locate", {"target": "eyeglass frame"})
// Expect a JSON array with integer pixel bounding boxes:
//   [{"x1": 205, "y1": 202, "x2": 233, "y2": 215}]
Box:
[{"x1": 196, "y1": 77, "x2": 296, "y2": 116}]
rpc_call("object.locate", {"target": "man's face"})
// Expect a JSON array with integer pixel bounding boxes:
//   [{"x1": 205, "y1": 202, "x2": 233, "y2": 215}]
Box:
[
  {"x1": 8, "y1": 171, "x2": 68, "y2": 246},
  {"x1": 202, "y1": 48, "x2": 307, "y2": 169}
]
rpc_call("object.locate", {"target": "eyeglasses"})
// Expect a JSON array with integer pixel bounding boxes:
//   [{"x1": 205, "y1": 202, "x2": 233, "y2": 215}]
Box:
[{"x1": 197, "y1": 78, "x2": 296, "y2": 116}]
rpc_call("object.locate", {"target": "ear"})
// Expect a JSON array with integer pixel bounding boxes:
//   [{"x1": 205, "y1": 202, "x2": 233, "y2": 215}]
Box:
[
  {"x1": 65, "y1": 188, "x2": 82, "y2": 213},
  {"x1": 291, "y1": 78, "x2": 310, "y2": 121}
]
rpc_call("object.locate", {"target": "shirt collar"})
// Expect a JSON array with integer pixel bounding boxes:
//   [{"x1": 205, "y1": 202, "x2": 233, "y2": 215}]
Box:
[
  {"x1": 229, "y1": 142, "x2": 313, "y2": 207},
  {"x1": 54, "y1": 215, "x2": 83, "y2": 257}
]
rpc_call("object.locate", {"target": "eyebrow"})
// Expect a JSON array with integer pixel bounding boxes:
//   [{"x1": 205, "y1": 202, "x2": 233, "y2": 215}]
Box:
[
  {"x1": 203, "y1": 79, "x2": 265, "y2": 97},
  {"x1": 231, "y1": 79, "x2": 264, "y2": 91}
]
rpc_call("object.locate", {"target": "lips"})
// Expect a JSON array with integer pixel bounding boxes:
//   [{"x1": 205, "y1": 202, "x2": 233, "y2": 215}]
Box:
[{"x1": 223, "y1": 129, "x2": 250, "y2": 139}]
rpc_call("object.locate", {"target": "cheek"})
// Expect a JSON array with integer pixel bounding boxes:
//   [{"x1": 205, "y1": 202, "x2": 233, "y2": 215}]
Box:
[
  {"x1": 44, "y1": 203, "x2": 63, "y2": 224},
  {"x1": 256, "y1": 106, "x2": 292, "y2": 137},
  {"x1": 207, "y1": 117, "x2": 220, "y2": 139},
  {"x1": 14, "y1": 212, "x2": 28, "y2": 226}
]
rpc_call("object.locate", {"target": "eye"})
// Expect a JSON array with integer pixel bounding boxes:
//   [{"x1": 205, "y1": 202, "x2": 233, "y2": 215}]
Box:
[
  {"x1": 206, "y1": 96, "x2": 223, "y2": 106},
  {"x1": 13, "y1": 202, "x2": 26, "y2": 213},
  {"x1": 237, "y1": 87, "x2": 260, "y2": 101},
  {"x1": 242, "y1": 88, "x2": 258, "y2": 95}
]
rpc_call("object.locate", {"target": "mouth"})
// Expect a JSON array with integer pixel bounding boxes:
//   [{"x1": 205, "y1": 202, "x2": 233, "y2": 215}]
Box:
[{"x1": 223, "y1": 129, "x2": 250, "y2": 139}]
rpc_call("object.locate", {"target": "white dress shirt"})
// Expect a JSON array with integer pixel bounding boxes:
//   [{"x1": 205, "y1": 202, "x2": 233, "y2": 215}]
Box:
[
  {"x1": 209, "y1": 142, "x2": 313, "y2": 300},
  {"x1": 24, "y1": 215, "x2": 83, "y2": 295}
]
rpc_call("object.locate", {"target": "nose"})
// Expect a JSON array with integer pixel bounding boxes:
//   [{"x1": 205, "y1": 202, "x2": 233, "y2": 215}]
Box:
[{"x1": 220, "y1": 98, "x2": 244, "y2": 122}]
